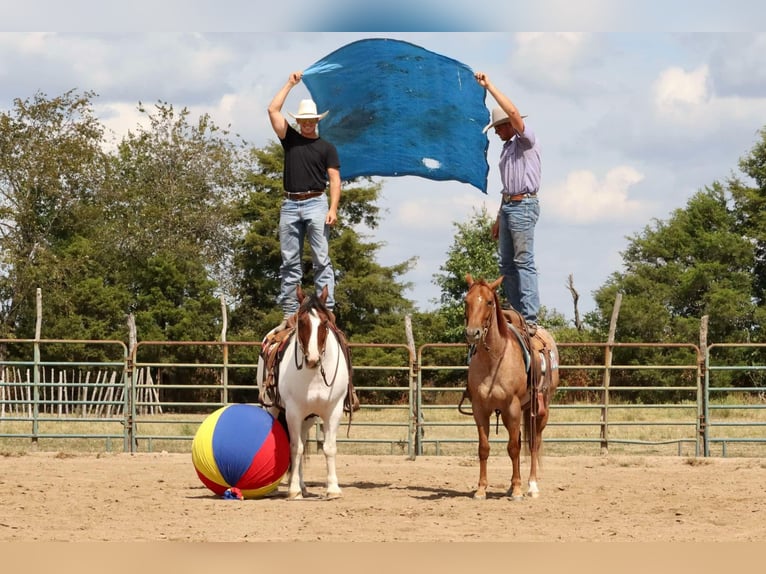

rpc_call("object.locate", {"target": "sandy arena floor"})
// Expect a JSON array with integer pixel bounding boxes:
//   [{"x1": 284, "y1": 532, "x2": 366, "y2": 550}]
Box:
[{"x1": 1, "y1": 451, "x2": 764, "y2": 543}]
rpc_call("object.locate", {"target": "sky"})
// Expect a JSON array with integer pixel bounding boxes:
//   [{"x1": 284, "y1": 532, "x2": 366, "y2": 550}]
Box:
[{"x1": 4, "y1": 4, "x2": 766, "y2": 323}]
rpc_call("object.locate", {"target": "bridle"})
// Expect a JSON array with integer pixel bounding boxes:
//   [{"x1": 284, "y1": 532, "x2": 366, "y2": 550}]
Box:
[
  {"x1": 294, "y1": 308, "x2": 341, "y2": 388},
  {"x1": 466, "y1": 283, "x2": 506, "y2": 359}
]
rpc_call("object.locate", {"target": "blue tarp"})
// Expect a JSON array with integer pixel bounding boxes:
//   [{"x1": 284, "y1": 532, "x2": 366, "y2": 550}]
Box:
[{"x1": 303, "y1": 38, "x2": 489, "y2": 193}]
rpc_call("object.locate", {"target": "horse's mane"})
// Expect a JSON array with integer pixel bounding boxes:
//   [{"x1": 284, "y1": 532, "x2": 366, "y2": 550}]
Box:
[{"x1": 490, "y1": 286, "x2": 512, "y2": 339}]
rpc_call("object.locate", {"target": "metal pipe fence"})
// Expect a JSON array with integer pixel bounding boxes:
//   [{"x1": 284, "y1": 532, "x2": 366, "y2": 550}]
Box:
[{"x1": 1, "y1": 337, "x2": 765, "y2": 457}]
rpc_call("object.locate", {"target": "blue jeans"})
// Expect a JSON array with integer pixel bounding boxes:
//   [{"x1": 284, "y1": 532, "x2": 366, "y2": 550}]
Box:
[
  {"x1": 497, "y1": 196, "x2": 540, "y2": 324},
  {"x1": 277, "y1": 196, "x2": 335, "y2": 317}
]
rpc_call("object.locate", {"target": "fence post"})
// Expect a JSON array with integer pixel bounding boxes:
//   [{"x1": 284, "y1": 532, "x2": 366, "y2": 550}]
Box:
[
  {"x1": 126, "y1": 314, "x2": 138, "y2": 452},
  {"x1": 405, "y1": 315, "x2": 419, "y2": 459},
  {"x1": 31, "y1": 288, "x2": 43, "y2": 449},
  {"x1": 699, "y1": 315, "x2": 708, "y2": 457},
  {"x1": 220, "y1": 295, "x2": 229, "y2": 405},
  {"x1": 601, "y1": 293, "x2": 622, "y2": 455}
]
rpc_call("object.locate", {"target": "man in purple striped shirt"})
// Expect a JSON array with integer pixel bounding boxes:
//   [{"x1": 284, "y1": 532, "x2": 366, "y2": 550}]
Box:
[{"x1": 475, "y1": 72, "x2": 541, "y2": 336}]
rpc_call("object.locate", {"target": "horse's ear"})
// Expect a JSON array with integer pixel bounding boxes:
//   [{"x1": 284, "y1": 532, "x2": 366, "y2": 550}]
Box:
[
  {"x1": 319, "y1": 285, "x2": 329, "y2": 302},
  {"x1": 466, "y1": 273, "x2": 474, "y2": 286},
  {"x1": 489, "y1": 276, "x2": 503, "y2": 291},
  {"x1": 296, "y1": 284, "x2": 305, "y2": 302}
]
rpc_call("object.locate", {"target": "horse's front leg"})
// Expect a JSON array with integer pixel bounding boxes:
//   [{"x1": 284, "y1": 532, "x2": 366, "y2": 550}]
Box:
[
  {"x1": 472, "y1": 408, "x2": 491, "y2": 500},
  {"x1": 320, "y1": 405, "x2": 344, "y2": 499},
  {"x1": 504, "y1": 399, "x2": 524, "y2": 500},
  {"x1": 285, "y1": 411, "x2": 307, "y2": 499},
  {"x1": 297, "y1": 416, "x2": 316, "y2": 497}
]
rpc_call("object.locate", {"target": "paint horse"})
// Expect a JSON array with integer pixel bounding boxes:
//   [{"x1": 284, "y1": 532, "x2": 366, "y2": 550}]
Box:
[
  {"x1": 461, "y1": 274, "x2": 559, "y2": 500},
  {"x1": 257, "y1": 285, "x2": 353, "y2": 499}
]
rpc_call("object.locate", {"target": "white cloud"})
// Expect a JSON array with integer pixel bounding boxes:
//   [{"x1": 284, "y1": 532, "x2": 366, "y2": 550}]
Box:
[
  {"x1": 648, "y1": 62, "x2": 766, "y2": 139},
  {"x1": 653, "y1": 65, "x2": 710, "y2": 113},
  {"x1": 546, "y1": 166, "x2": 651, "y2": 224}
]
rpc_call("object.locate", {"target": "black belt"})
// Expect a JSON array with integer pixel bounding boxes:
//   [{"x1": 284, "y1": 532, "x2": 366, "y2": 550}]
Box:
[
  {"x1": 502, "y1": 192, "x2": 537, "y2": 203},
  {"x1": 284, "y1": 190, "x2": 324, "y2": 201}
]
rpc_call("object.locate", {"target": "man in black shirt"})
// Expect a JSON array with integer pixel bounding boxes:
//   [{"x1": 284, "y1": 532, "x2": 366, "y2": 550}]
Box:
[{"x1": 268, "y1": 71, "x2": 341, "y2": 320}]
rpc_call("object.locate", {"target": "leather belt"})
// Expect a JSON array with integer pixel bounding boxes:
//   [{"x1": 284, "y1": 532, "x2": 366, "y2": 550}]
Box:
[
  {"x1": 284, "y1": 190, "x2": 324, "y2": 201},
  {"x1": 502, "y1": 192, "x2": 537, "y2": 203}
]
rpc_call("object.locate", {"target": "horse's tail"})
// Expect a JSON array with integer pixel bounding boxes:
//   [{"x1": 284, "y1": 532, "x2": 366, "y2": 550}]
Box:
[{"x1": 521, "y1": 409, "x2": 545, "y2": 470}]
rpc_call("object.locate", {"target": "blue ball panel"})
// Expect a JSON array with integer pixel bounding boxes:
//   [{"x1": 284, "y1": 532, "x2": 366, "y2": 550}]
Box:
[{"x1": 211, "y1": 404, "x2": 272, "y2": 487}]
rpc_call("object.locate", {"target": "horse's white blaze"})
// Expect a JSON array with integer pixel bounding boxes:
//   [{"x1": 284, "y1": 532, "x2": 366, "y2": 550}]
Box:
[{"x1": 304, "y1": 310, "x2": 322, "y2": 365}]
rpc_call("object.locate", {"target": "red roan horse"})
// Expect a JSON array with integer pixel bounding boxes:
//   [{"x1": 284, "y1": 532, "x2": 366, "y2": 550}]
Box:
[{"x1": 462, "y1": 274, "x2": 559, "y2": 500}]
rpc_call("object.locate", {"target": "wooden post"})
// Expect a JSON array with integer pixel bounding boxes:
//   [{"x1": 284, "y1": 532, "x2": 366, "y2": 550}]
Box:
[
  {"x1": 220, "y1": 295, "x2": 228, "y2": 405},
  {"x1": 699, "y1": 315, "x2": 709, "y2": 456},
  {"x1": 126, "y1": 314, "x2": 137, "y2": 451},
  {"x1": 404, "y1": 315, "x2": 418, "y2": 460},
  {"x1": 32, "y1": 289, "x2": 42, "y2": 448},
  {"x1": 566, "y1": 274, "x2": 583, "y2": 331},
  {"x1": 601, "y1": 292, "x2": 622, "y2": 455}
]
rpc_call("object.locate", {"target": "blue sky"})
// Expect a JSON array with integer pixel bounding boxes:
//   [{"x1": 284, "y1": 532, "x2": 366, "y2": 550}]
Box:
[{"x1": 3, "y1": 5, "x2": 766, "y2": 323}]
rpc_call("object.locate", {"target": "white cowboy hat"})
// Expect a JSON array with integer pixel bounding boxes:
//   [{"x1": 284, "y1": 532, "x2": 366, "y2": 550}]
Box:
[
  {"x1": 288, "y1": 99, "x2": 329, "y2": 120},
  {"x1": 482, "y1": 106, "x2": 527, "y2": 133}
]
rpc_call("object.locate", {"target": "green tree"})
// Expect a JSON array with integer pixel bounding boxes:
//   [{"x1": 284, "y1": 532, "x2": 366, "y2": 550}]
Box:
[
  {"x1": 432, "y1": 206, "x2": 498, "y2": 343},
  {"x1": 94, "y1": 101, "x2": 248, "y2": 346},
  {"x1": 590, "y1": 181, "x2": 760, "y2": 396},
  {"x1": 731, "y1": 126, "x2": 766, "y2": 325},
  {"x1": 0, "y1": 89, "x2": 108, "y2": 340},
  {"x1": 0, "y1": 92, "x2": 249, "y2": 368},
  {"x1": 593, "y1": 185, "x2": 754, "y2": 344}
]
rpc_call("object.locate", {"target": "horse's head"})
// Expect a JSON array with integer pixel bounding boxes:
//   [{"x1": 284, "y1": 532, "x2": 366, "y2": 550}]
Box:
[
  {"x1": 464, "y1": 274, "x2": 505, "y2": 344},
  {"x1": 295, "y1": 285, "x2": 332, "y2": 368}
]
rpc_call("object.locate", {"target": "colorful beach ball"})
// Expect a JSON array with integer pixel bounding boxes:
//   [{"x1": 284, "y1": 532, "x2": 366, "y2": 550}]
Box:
[{"x1": 192, "y1": 404, "x2": 290, "y2": 499}]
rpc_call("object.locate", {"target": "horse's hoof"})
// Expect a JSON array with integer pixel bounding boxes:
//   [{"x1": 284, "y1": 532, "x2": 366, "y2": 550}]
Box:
[
  {"x1": 326, "y1": 491, "x2": 342, "y2": 500},
  {"x1": 473, "y1": 492, "x2": 487, "y2": 500},
  {"x1": 508, "y1": 492, "x2": 525, "y2": 501},
  {"x1": 526, "y1": 490, "x2": 540, "y2": 499},
  {"x1": 287, "y1": 491, "x2": 304, "y2": 500}
]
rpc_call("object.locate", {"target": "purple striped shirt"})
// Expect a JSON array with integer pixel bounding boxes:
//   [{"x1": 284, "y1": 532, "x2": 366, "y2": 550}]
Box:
[{"x1": 499, "y1": 125, "x2": 541, "y2": 196}]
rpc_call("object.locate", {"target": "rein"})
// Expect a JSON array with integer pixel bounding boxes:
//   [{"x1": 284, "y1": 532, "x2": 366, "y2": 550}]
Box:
[
  {"x1": 294, "y1": 314, "x2": 341, "y2": 389},
  {"x1": 318, "y1": 329, "x2": 342, "y2": 388},
  {"x1": 293, "y1": 330, "x2": 306, "y2": 370},
  {"x1": 475, "y1": 288, "x2": 508, "y2": 361}
]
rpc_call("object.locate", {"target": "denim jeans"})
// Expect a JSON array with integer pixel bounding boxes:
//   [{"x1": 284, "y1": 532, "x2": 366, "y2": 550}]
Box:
[
  {"x1": 497, "y1": 196, "x2": 540, "y2": 324},
  {"x1": 277, "y1": 196, "x2": 335, "y2": 317}
]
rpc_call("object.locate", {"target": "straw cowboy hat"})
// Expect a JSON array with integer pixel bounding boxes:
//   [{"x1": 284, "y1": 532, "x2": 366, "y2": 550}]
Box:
[
  {"x1": 483, "y1": 106, "x2": 528, "y2": 133},
  {"x1": 288, "y1": 99, "x2": 329, "y2": 121}
]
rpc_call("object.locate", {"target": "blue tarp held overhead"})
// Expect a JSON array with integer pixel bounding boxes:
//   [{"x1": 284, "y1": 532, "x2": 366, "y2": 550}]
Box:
[{"x1": 303, "y1": 38, "x2": 489, "y2": 193}]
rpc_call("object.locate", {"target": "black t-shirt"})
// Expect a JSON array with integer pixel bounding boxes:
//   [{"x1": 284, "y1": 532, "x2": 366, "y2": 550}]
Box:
[{"x1": 281, "y1": 126, "x2": 340, "y2": 193}]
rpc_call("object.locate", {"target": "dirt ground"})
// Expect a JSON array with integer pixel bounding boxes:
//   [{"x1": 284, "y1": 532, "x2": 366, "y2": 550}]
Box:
[{"x1": 1, "y1": 451, "x2": 765, "y2": 544}]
